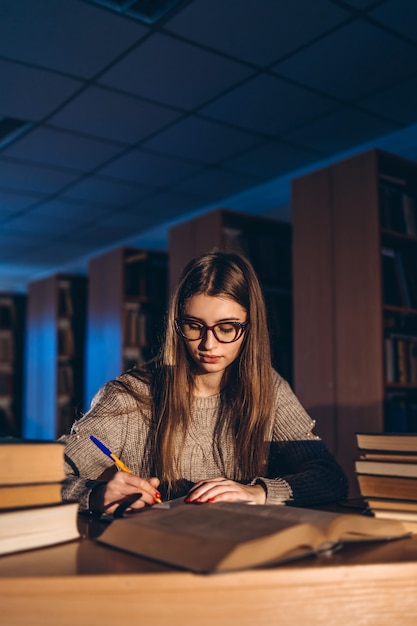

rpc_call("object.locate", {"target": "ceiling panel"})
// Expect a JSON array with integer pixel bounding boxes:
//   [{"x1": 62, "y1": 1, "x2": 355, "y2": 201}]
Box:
[
  {"x1": 3, "y1": 127, "x2": 124, "y2": 171},
  {"x1": 21, "y1": 239, "x2": 97, "y2": 265},
  {"x1": 143, "y1": 116, "x2": 262, "y2": 163},
  {"x1": 200, "y1": 74, "x2": 339, "y2": 137},
  {"x1": 371, "y1": 0, "x2": 417, "y2": 43},
  {"x1": 0, "y1": 190, "x2": 43, "y2": 216},
  {"x1": 222, "y1": 141, "x2": 319, "y2": 180},
  {"x1": 0, "y1": 0, "x2": 147, "y2": 78},
  {"x1": 30, "y1": 198, "x2": 124, "y2": 223},
  {"x1": 273, "y1": 20, "x2": 417, "y2": 100},
  {"x1": 0, "y1": 59, "x2": 82, "y2": 122},
  {"x1": 339, "y1": 0, "x2": 380, "y2": 8},
  {"x1": 126, "y1": 190, "x2": 205, "y2": 222},
  {"x1": 165, "y1": 0, "x2": 350, "y2": 66},
  {"x1": 2, "y1": 211, "x2": 80, "y2": 236},
  {"x1": 98, "y1": 33, "x2": 254, "y2": 110},
  {"x1": 62, "y1": 176, "x2": 153, "y2": 206},
  {"x1": 49, "y1": 85, "x2": 182, "y2": 144},
  {"x1": 283, "y1": 108, "x2": 398, "y2": 153},
  {"x1": 0, "y1": 158, "x2": 79, "y2": 195},
  {"x1": 359, "y1": 75, "x2": 417, "y2": 125},
  {"x1": 174, "y1": 168, "x2": 261, "y2": 202},
  {"x1": 99, "y1": 148, "x2": 203, "y2": 186}
]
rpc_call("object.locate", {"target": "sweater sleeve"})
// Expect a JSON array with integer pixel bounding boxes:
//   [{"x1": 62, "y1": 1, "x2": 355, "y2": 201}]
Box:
[
  {"x1": 251, "y1": 374, "x2": 348, "y2": 506},
  {"x1": 59, "y1": 380, "x2": 139, "y2": 512}
]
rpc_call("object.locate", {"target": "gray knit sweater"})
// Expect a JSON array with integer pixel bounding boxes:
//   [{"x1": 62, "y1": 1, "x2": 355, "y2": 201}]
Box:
[{"x1": 61, "y1": 369, "x2": 347, "y2": 511}]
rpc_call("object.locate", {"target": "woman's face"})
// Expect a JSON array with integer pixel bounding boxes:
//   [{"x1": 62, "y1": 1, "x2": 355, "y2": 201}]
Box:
[{"x1": 180, "y1": 293, "x2": 248, "y2": 376}]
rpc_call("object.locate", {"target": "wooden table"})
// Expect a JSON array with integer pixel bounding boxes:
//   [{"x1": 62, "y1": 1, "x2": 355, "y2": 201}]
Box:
[{"x1": 1, "y1": 514, "x2": 417, "y2": 626}]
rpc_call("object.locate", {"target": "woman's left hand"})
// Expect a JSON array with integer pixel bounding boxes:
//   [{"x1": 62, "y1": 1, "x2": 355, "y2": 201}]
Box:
[{"x1": 185, "y1": 477, "x2": 266, "y2": 505}]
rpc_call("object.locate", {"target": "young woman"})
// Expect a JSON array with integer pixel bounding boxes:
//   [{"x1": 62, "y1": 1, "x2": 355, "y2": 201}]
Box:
[{"x1": 62, "y1": 251, "x2": 347, "y2": 514}]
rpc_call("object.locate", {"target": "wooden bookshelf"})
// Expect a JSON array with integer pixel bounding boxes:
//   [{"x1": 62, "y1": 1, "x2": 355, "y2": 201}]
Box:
[
  {"x1": 23, "y1": 275, "x2": 87, "y2": 439},
  {"x1": 0, "y1": 294, "x2": 25, "y2": 437},
  {"x1": 291, "y1": 148, "x2": 417, "y2": 496},
  {"x1": 85, "y1": 247, "x2": 168, "y2": 407},
  {"x1": 169, "y1": 208, "x2": 293, "y2": 384}
]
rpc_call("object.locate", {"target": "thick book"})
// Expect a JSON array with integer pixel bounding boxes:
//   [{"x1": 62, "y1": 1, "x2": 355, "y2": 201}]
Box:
[
  {"x1": 360, "y1": 452, "x2": 417, "y2": 462},
  {"x1": 0, "y1": 503, "x2": 80, "y2": 556},
  {"x1": 366, "y1": 498, "x2": 417, "y2": 513},
  {"x1": 0, "y1": 440, "x2": 65, "y2": 485},
  {"x1": 356, "y1": 432, "x2": 417, "y2": 453},
  {"x1": 370, "y1": 509, "x2": 417, "y2": 532},
  {"x1": 96, "y1": 502, "x2": 409, "y2": 574},
  {"x1": 0, "y1": 482, "x2": 63, "y2": 510},
  {"x1": 357, "y1": 474, "x2": 417, "y2": 502},
  {"x1": 355, "y1": 459, "x2": 417, "y2": 478}
]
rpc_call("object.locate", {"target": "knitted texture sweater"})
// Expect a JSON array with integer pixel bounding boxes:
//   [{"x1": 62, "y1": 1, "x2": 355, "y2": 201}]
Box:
[{"x1": 61, "y1": 369, "x2": 348, "y2": 511}]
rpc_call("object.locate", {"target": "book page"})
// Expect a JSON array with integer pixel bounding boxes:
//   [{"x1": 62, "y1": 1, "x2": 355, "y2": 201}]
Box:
[
  {"x1": 97, "y1": 503, "x2": 410, "y2": 573},
  {"x1": 98, "y1": 503, "x2": 329, "y2": 572}
]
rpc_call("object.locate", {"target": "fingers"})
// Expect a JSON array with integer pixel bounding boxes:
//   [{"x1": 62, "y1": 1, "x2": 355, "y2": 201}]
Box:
[
  {"x1": 185, "y1": 477, "x2": 251, "y2": 504},
  {"x1": 148, "y1": 476, "x2": 161, "y2": 489},
  {"x1": 103, "y1": 473, "x2": 162, "y2": 514}
]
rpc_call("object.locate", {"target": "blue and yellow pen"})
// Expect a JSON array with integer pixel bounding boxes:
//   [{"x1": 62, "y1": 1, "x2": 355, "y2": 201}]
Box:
[{"x1": 89, "y1": 435, "x2": 162, "y2": 503}]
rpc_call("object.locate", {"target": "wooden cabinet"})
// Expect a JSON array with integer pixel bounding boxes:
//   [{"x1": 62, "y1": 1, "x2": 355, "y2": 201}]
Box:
[
  {"x1": 85, "y1": 247, "x2": 168, "y2": 407},
  {"x1": 23, "y1": 275, "x2": 87, "y2": 439},
  {"x1": 292, "y1": 149, "x2": 417, "y2": 495},
  {"x1": 0, "y1": 294, "x2": 25, "y2": 437},
  {"x1": 169, "y1": 208, "x2": 293, "y2": 384}
]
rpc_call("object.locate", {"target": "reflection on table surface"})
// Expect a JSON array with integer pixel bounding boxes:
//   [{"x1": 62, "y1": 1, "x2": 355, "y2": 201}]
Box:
[{"x1": 0, "y1": 510, "x2": 416, "y2": 579}]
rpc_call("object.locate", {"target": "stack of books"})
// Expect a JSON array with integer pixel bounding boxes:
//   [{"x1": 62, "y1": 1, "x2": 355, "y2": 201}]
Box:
[
  {"x1": 355, "y1": 432, "x2": 417, "y2": 530},
  {"x1": 0, "y1": 439, "x2": 80, "y2": 555}
]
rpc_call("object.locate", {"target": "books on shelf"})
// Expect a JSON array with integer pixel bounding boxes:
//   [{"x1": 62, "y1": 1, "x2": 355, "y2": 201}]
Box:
[
  {"x1": 0, "y1": 298, "x2": 14, "y2": 329},
  {"x1": 0, "y1": 503, "x2": 79, "y2": 556},
  {"x1": 123, "y1": 302, "x2": 148, "y2": 348},
  {"x1": 355, "y1": 432, "x2": 417, "y2": 530},
  {"x1": 0, "y1": 368, "x2": 13, "y2": 397},
  {"x1": 383, "y1": 392, "x2": 417, "y2": 433},
  {"x1": 0, "y1": 331, "x2": 13, "y2": 364},
  {"x1": 58, "y1": 280, "x2": 74, "y2": 317},
  {"x1": 379, "y1": 180, "x2": 417, "y2": 236},
  {"x1": 57, "y1": 362, "x2": 74, "y2": 396},
  {"x1": 96, "y1": 501, "x2": 409, "y2": 573},
  {"x1": 381, "y1": 247, "x2": 417, "y2": 310},
  {"x1": 384, "y1": 335, "x2": 417, "y2": 385},
  {"x1": 57, "y1": 318, "x2": 75, "y2": 357}
]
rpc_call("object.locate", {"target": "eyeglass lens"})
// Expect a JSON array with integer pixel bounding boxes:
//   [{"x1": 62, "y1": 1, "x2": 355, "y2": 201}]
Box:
[{"x1": 178, "y1": 320, "x2": 244, "y2": 343}]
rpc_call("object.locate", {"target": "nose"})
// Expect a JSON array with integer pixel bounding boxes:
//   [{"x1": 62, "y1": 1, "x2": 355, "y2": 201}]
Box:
[{"x1": 199, "y1": 327, "x2": 218, "y2": 349}]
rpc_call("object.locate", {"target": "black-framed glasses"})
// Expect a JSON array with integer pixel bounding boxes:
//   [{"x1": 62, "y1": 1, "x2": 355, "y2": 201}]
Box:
[{"x1": 175, "y1": 318, "x2": 249, "y2": 343}]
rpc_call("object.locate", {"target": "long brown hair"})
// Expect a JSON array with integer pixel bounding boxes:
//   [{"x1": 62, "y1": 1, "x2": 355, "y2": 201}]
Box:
[{"x1": 129, "y1": 250, "x2": 274, "y2": 487}]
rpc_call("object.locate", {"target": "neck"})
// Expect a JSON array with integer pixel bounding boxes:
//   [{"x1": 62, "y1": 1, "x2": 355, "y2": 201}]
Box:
[{"x1": 193, "y1": 371, "x2": 223, "y2": 397}]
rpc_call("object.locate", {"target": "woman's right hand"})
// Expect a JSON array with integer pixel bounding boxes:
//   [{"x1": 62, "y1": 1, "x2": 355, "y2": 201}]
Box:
[{"x1": 91, "y1": 472, "x2": 161, "y2": 514}]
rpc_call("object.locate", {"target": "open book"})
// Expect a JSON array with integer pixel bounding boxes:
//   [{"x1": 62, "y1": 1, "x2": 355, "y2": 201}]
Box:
[{"x1": 96, "y1": 501, "x2": 410, "y2": 573}]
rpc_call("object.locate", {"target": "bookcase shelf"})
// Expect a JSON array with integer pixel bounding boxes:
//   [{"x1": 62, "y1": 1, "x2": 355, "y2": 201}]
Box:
[
  {"x1": 169, "y1": 208, "x2": 293, "y2": 384},
  {"x1": 23, "y1": 275, "x2": 87, "y2": 440},
  {"x1": 0, "y1": 294, "x2": 26, "y2": 437},
  {"x1": 292, "y1": 148, "x2": 417, "y2": 496},
  {"x1": 85, "y1": 247, "x2": 168, "y2": 407}
]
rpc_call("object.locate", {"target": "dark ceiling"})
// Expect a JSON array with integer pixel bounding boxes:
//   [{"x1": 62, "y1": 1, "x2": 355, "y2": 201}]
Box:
[{"x1": 2, "y1": 0, "x2": 417, "y2": 292}]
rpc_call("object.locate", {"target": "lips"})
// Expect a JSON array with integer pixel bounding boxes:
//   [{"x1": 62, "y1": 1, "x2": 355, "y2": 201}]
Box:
[{"x1": 199, "y1": 355, "x2": 221, "y2": 363}]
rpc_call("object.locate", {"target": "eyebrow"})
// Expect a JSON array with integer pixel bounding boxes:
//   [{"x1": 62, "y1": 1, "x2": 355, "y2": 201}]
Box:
[{"x1": 181, "y1": 315, "x2": 243, "y2": 323}]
